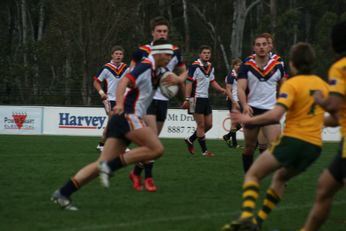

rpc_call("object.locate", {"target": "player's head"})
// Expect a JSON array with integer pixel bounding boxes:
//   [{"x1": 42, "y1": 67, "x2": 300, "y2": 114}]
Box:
[
  {"x1": 110, "y1": 45, "x2": 124, "y2": 64},
  {"x1": 261, "y1": 32, "x2": 274, "y2": 52},
  {"x1": 151, "y1": 38, "x2": 173, "y2": 67},
  {"x1": 151, "y1": 16, "x2": 169, "y2": 41},
  {"x1": 331, "y1": 21, "x2": 346, "y2": 55},
  {"x1": 289, "y1": 42, "x2": 316, "y2": 75},
  {"x1": 253, "y1": 35, "x2": 269, "y2": 58},
  {"x1": 199, "y1": 45, "x2": 212, "y2": 62},
  {"x1": 231, "y1": 58, "x2": 242, "y2": 72}
]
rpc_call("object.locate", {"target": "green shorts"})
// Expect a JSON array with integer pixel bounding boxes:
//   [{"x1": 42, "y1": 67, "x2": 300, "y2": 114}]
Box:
[{"x1": 271, "y1": 136, "x2": 321, "y2": 172}]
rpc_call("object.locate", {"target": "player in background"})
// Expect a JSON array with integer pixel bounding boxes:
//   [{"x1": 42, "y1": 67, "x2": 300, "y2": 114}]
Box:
[
  {"x1": 256, "y1": 32, "x2": 287, "y2": 154},
  {"x1": 51, "y1": 39, "x2": 174, "y2": 211},
  {"x1": 237, "y1": 35, "x2": 285, "y2": 173},
  {"x1": 183, "y1": 45, "x2": 225, "y2": 157},
  {"x1": 223, "y1": 58, "x2": 242, "y2": 148},
  {"x1": 300, "y1": 21, "x2": 346, "y2": 231},
  {"x1": 222, "y1": 42, "x2": 329, "y2": 231},
  {"x1": 93, "y1": 46, "x2": 129, "y2": 152},
  {"x1": 129, "y1": 16, "x2": 186, "y2": 192}
]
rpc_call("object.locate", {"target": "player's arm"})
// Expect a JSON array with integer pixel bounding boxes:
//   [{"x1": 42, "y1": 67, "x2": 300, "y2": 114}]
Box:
[
  {"x1": 93, "y1": 72, "x2": 107, "y2": 100},
  {"x1": 324, "y1": 113, "x2": 340, "y2": 127},
  {"x1": 237, "y1": 78, "x2": 252, "y2": 115},
  {"x1": 314, "y1": 92, "x2": 343, "y2": 114},
  {"x1": 114, "y1": 76, "x2": 131, "y2": 114},
  {"x1": 181, "y1": 79, "x2": 193, "y2": 109},
  {"x1": 211, "y1": 80, "x2": 226, "y2": 94},
  {"x1": 231, "y1": 105, "x2": 286, "y2": 126}
]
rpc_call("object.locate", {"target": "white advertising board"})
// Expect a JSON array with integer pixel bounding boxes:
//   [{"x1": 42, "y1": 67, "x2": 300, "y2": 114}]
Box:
[
  {"x1": 43, "y1": 107, "x2": 108, "y2": 136},
  {"x1": 0, "y1": 106, "x2": 341, "y2": 141},
  {"x1": 0, "y1": 106, "x2": 43, "y2": 134},
  {"x1": 159, "y1": 109, "x2": 244, "y2": 140}
]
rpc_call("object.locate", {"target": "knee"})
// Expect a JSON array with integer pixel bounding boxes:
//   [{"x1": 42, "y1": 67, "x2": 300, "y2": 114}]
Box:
[
  {"x1": 244, "y1": 145, "x2": 256, "y2": 155},
  {"x1": 205, "y1": 123, "x2": 212, "y2": 131},
  {"x1": 150, "y1": 143, "x2": 164, "y2": 159}
]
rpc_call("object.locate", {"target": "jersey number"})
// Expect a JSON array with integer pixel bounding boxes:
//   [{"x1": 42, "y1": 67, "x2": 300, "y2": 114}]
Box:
[{"x1": 308, "y1": 90, "x2": 317, "y2": 115}]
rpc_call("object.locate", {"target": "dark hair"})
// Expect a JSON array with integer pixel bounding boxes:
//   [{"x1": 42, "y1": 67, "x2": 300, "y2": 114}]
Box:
[
  {"x1": 152, "y1": 38, "x2": 171, "y2": 46},
  {"x1": 289, "y1": 42, "x2": 316, "y2": 74},
  {"x1": 231, "y1": 58, "x2": 242, "y2": 67},
  {"x1": 111, "y1": 45, "x2": 124, "y2": 54},
  {"x1": 260, "y1": 32, "x2": 273, "y2": 41},
  {"x1": 331, "y1": 21, "x2": 346, "y2": 54},
  {"x1": 150, "y1": 16, "x2": 170, "y2": 31},
  {"x1": 199, "y1": 45, "x2": 212, "y2": 53},
  {"x1": 252, "y1": 34, "x2": 268, "y2": 45}
]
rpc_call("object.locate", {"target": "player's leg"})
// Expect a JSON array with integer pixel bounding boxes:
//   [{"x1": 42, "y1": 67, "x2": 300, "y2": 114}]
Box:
[
  {"x1": 200, "y1": 112, "x2": 214, "y2": 157},
  {"x1": 51, "y1": 137, "x2": 127, "y2": 210},
  {"x1": 261, "y1": 123, "x2": 281, "y2": 148},
  {"x1": 142, "y1": 100, "x2": 168, "y2": 192},
  {"x1": 222, "y1": 150, "x2": 281, "y2": 231},
  {"x1": 223, "y1": 101, "x2": 233, "y2": 147},
  {"x1": 301, "y1": 170, "x2": 342, "y2": 231},
  {"x1": 255, "y1": 167, "x2": 299, "y2": 227},
  {"x1": 99, "y1": 121, "x2": 164, "y2": 188},
  {"x1": 242, "y1": 126, "x2": 260, "y2": 172},
  {"x1": 97, "y1": 101, "x2": 115, "y2": 151},
  {"x1": 257, "y1": 128, "x2": 268, "y2": 154}
]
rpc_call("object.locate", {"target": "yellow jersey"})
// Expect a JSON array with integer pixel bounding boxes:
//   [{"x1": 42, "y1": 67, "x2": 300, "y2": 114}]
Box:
[
  {"x1": 328, "y1": 57, "x2": 346, "y2": 137},
  {"x1": 277, "y1": 75, "x2": 329, "y2": 146}
]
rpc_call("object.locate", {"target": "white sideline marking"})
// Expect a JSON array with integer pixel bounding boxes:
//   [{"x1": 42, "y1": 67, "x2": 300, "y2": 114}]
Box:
[{"x1": 54, "y1": 200, "x2": 346, "y2": 231}]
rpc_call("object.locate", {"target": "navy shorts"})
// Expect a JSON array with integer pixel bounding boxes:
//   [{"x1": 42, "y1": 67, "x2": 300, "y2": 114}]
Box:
[
  {"x1": 328, "y1": 139, "x2": 346, "y2": 184},
  {"x1": 146, "y1": 99, "x2": 168, "y2": 122},
  {"x1": 195, "y1": 98, "x2": 212, "y2": 115},
  {"x1": 106, "y1": 114, "x2": 146, "y2": 145},
  {"x1": 244, "y1": 106, "x2": 279, "y2": 129}
]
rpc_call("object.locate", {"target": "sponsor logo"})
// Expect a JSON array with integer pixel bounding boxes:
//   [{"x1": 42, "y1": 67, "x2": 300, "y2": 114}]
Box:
[
  {"x1": 58, "y1": 113, "x2": 106, "y2": 129},
  {"x1": 328, "y1": 79, "x2": 337, "y2": 85},
  {"x1": 278, "y1": 93, "x2": 288, "y2": 98},
  {"x1": 3, "y1": 112, "x2": 35, "y2": 130}
]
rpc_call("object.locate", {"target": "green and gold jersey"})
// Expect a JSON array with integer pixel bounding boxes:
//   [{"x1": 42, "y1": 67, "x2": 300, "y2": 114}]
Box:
[
  {"x1": 328, "y1": 57, "x2": 346, "y2": 138},
  {"x1": 277, "y1": 75, "x2": 329, "y2": 146}
]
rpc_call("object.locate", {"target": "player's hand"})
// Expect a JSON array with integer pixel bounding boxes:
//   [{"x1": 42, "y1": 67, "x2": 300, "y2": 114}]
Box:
[
  {"x1": 181, "y1": 100, "x2": 189, "y2": 109},
  {"x1": 232, "y1": 101, "x2": 241, "y2": 111},
  {"x1": 103, "y1": 99, "x2": 111, "y2": 114},
  {"x1": 162, "y1": 73, "x2": 180, "y2": 86},
  {"x1": 242, "y1": 104, "x2": 253, "y2": 116},
  {"x1": 113, "y1": 105, "x2": 124, "y2": 115},
  {"x1": 231, "y1": 110, "x2": 251, "y2": 124},
  {"x1": 313, "y1": 90, "x2": 325, "y2": 105}
]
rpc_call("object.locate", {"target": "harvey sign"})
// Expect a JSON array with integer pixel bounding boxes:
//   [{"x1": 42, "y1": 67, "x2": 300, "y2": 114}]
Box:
[{"x1": 43, "y1": 107, "x2": 107, "y2": 136}]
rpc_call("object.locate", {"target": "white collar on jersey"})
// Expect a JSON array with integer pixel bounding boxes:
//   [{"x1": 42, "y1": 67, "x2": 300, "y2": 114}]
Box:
[{"x1": 197, "y1": 59, "x2": 210, "y2": 67}]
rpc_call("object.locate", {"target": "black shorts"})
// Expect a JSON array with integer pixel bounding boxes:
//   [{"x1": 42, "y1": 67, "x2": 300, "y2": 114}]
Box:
[
  {"x1": 195, "y1": 98, "x2": 212, "y2": 115},
  {"x1": 110, "y1": 101, "x2": 116, "y2": 110},
  {"x1": 244, "y1": 106, "x2": 280, "y2": 129},
  {"x1": 146, "y1": 99, "x2": 168, "y2": 122},
  {"x1": 105, "y1": 114, "x2": 133, "y2": 145},
  {"x1": 328, "y1": 139, "x2": 346, "y2": 184}
]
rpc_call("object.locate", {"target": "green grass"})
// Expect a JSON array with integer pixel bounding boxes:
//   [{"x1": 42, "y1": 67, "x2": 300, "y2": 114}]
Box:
[{"x1": 1, "y1": 135, "x2": 345, "y2": 231}]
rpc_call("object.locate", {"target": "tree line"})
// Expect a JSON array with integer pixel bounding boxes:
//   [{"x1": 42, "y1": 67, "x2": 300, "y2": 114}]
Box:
[{"x1": 0, "y1": 0, "x2": 345, "y2": 107}]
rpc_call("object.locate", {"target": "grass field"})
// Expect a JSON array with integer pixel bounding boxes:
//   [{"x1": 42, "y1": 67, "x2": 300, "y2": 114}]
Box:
[{"x1": 1, "y1": 135, "x2": 345, "y2": 231}]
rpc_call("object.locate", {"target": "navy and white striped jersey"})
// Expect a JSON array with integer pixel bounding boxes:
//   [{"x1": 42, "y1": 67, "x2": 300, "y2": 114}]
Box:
[
  {"x1": 225, "y1": 69, "x2": 239, "y2": 102},
  {"x1": 132, "y1": 43, "x2": 184, "y2": 101},
  {"x1": 94, "y1": 61, "x2": 129, "y2": 101},
  {"x1": 238, "y1": 55, "x2": 285, "y2": 109},
  {"x1": 123, "y1": 55, "x2": 159, "y2": 117},
  {"x1": 187, "y1": 59, "x2": 215, "y2": 98}
]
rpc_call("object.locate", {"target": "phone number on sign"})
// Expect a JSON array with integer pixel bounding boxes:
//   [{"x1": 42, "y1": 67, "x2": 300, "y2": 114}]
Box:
[{"x1": 167, "y1": 126, "x2": 196, "y2": 133}]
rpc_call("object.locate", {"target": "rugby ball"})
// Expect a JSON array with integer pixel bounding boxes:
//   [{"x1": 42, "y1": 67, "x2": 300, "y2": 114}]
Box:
[{"x1": 159, "y1": 71, "x2": 179, "y2": 99}]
